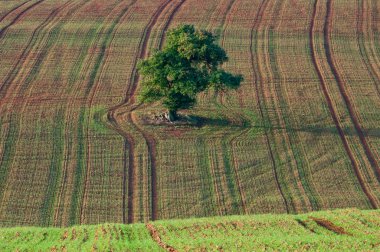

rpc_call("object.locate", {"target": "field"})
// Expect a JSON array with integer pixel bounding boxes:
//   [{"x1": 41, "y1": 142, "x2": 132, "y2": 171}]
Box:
[
  {"x1": 0, "y1": 208, "x2": 379, "y2": 251},
  {"x1": 0, "y1": 0, "x2": 380, "y2": 228}
]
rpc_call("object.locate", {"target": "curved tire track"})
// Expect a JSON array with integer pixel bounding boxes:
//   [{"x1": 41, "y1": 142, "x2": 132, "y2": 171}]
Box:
[
  {"x1": 217, "y1": 0, "x2": 249, "y2": 215},
  {"x1": 310, "y1": 0, "x2": 378, "y2": 208},
  {"x1": 1, "y1": 0, "x2": 83, "y2": 226},
  {"x1": 0, "y1": 1, "x2": 71, "y2": 101},
  {"x1": 158, "y1": 0, "x2": 186, "y2": 50},
  {"x1": 0, "y1": 0, "x2": 45, "y2": 39},
  {"x1": 0, "y1": 0, "x2": 32, "y2": 23},
  {"x1": 324, "y1": 0, "x2": 380, "y2": 182},
  {"x1": 249, "y1": 0, "x2": 290, "y2": 213},
  {"x1": 144, "y1": 0, "x2": 186, "y2": 222},
  {"x1": 107, "y1": 0, "x2": 178, "y2": 223},
  {"x1": 79, "y1": 0, "x2": 138, "y2": 225},
  {"x1": 356, "y1": 0, "x2": 380, "y2": 99}
]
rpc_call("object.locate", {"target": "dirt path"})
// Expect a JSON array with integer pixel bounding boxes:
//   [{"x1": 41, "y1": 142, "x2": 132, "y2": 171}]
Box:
[
  {"x1": 146, "y1": 223, "x2": 177, "y2": 252},
  {"x1": 324, "y1": 0, "x2": 380, "y2": 183},
  {"x1": 310, "y1": 0, "x2": 378, "y2": 208}
]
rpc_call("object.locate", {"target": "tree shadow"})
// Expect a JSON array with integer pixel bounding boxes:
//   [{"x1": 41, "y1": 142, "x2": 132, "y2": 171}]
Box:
[
  {"x1": 252, "y1": 124, "x2": 380, "y2": 138},
  {"x1": 189, "y1": 115, "x2": 250, "y2": 128}
]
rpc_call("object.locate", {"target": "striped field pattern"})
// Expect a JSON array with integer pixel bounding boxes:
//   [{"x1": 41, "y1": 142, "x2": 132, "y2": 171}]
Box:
[{"x1": 0, "y1": 0, "x2": 380, "y2": 227}]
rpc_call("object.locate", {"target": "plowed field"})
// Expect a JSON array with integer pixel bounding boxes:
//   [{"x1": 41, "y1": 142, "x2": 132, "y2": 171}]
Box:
[{"x1": 0, "y1": 0, "x2": 379, "y2": 227}]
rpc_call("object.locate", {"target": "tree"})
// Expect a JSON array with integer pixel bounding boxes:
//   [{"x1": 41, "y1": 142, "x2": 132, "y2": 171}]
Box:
[{"x1": 137, "y1": 24, "x2": 243, "y2": 121}]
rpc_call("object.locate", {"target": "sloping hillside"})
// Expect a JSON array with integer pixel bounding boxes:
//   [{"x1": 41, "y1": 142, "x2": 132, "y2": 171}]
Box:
[{"x1": 1, "y1": 209, "x2": 379, "y2": 251}]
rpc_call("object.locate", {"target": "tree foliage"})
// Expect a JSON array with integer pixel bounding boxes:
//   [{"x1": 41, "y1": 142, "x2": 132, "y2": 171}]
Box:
[{"x1": 137, "y1": 24, "x2": 243, "y2": 120}]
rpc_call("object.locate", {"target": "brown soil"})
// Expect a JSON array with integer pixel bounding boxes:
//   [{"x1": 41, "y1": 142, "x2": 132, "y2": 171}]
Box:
[
  {"x1": 324, "y1": 0, "x2": 380, "y2": 180},
  {"x1": 295, "y1": 219, "x2": 315, "y2": 233},
  {"x1": 310, "y1": 0, "x2": 378, "y2": 208},
  {"x1": 310, "y1": 217, "x2": 351, "y2": 235},
  {"x1": 0, "y1": 0, "x2": 32, "y2": 23},
  {"x1": 0, "y1": 0, "x2": 45, "y2": 39},
  {"x1": 146, "y1": 223, "x2": 177, "y2": 252},
  {"x1": 249, "y1": 0, "x2": 290, "y2": 213}
]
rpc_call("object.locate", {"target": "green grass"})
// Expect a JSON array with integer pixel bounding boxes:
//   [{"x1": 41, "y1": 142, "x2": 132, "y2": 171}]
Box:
[{"x1": 0, "y1": 208, "x2": 379, "y2": 251}]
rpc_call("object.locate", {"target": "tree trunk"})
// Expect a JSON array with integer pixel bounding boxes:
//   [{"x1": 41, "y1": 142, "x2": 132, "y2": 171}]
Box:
[{"x1": 166, "y1": 110, "x2": 178, "y2": 122}]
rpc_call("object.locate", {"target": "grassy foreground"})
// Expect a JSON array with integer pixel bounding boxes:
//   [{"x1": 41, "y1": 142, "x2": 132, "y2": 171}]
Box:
[{"x1": 0, "y1": 208, "x2": 379, "y2": 251}]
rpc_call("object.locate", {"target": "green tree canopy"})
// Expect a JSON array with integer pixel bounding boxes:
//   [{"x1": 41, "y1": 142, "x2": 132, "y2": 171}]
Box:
[{"x1": 137, "y1": 24, "x2": 243, "y2": 121}]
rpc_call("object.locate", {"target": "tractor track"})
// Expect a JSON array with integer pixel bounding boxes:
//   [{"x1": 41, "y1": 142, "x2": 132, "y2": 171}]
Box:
[
  {"x1": 249, "y1": 0, "x2": 290, "y2": 213},
  {"x1": 268, "y1": 0, "x2": 318, "y2": 212},
  {"x1": 62, "y1": 1, "x2": 119, "y2": 225},
  {"x1": 159, "y1": 0, "x2": 186, "y2": 50},
  {"x1": 324, "y1": 0, "x2": 380, "y2": 182},
  {"x1": 65, "y1": 1, "x2": 120, "y2": 225},
  {"x1": 35, "y1": 0, "x2": 87, "y2": 226},
  {"x1": 79, "y1": 0, "x2": 138, "y2": 225},
  {"x1": 217, "y1": 0, "x2": 249, "y2": 215},
  {"x1": 0, "y1": 0, "x2": 45, "y2": 39},
  {"x1": 11, "y1": 0, "x2": 88, "y2": 225},
  {"x1": 218, "y1": 0, "x2": 241, "y2": 106},
  {"x1": 310, "y1": 0, "x2": 378, "y2": 208},
  {"x1": 0, "y1": 0, "x2": 85, "y2": 225},
  {"x1": 357, "y1": 0, "x2": 380, "y2": 99},
  {"x1": 145, "y1": 0, "x2": 186, "y2": 222},
  {"x1": 0, "y1": 0, "x2": 73, "y2": 215},
  {"x1": 107, "y1": 0, "x2": 183, "y2": 222},
  {"x1": 220, "y1": 0, "x2": 236, "y2": 47},
  {"x1": 0, "y1": 1, "x2": 71, "y2": 101},
  {"x1": 0, "y1": 0, "x2": 32, "y2": 23}
]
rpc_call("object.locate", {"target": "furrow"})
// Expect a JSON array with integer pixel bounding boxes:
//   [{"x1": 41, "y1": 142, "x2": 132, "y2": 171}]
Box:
[
  {"x1": 0, "y1": 0, "x2": 64, "y2": 201},
  {"x1": 80, "y1": 0, "x2": 138, "y2": 225},
  {"x1": 0, "y1": 0, "x2": 32, "y2": 23},
  {"x1": 324, "y1": 0, "x2": 380, "y2": 182},
  {"x1": 0, "y1": 115, "x2": 19, "y2": 203},
  {"x1": 220, "y1": 0, "x2": 236, "y2": 48},
  {"x1": 0, "y1": 0, "x2": 83, "y2": 226},
  {"x1": 0, "y1": 3, "x2": 66, "y2": 99},
  {"x1": 146, "y1": 223, "x2": 177, "y2": 252},
  {"x1": 310, "y1": 0, "x2": 378, "y2": 208},
  {"x1": 54, "y1": 1, "x2": 122, "y2": 225},
  {"x1": 158, "y1": 0, "x2": 186, "y2": 50},
  {"x1": 268, "y1": 0, "x2": 319, "y2": 211},
  {"x1": 137, "y1": 0, "x2": 186, "y2": 222},
  {"x1": 0, "y1": 0, "x2": 45, "y2": 39},
  {"x1": 107, "y1": 0, "x2": 175, "y2": 223},
  {"x1": 357, "y1": 0, "x2": 380, "y2": 98},
  {"x1": 250, "y1": 0, "x2": 290, "y2": 213},
  {"x1": 14, "y1": 0, "x2": 86, "y2": 226},
  {"x1": 216, "y1": 0, "x2": 248, "y2": 215}
]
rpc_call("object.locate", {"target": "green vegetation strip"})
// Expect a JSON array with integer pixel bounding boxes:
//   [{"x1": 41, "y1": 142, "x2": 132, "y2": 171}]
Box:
[{"x1": 0, "y1": 208, "x2": 379, "y2": 251}]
